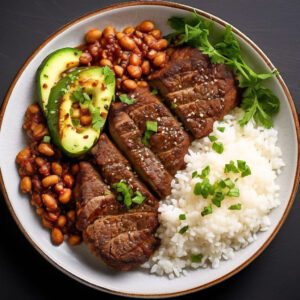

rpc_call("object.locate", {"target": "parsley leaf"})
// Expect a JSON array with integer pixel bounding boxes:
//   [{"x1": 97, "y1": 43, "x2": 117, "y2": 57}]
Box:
[
  {"x1": 217, "y1": 127, "x2": 225, "y2": 132},
  {"x1": 91, "y1": 107, "x2": 105, "y2": 131},
  {"x1": 119, "y1": 94, "x2": 136, "y2": 105},
  {"x1": 102, "y1": 66, "x2": 115, "y2": 85}
]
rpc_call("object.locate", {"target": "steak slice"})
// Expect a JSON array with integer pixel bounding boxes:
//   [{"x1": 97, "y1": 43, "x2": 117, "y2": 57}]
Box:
[
  {"x1": 91, "y1": 134, "x2": 158, "y2": 211},
  {"x1": 109, "y1": 104, "x2": 172, "y2": 198},
  {"x1": 76, "y1": 161, "x2": 159, "y2": 271},
  {"x1": 150, "y1": 47, "x2": 239, "y2": 139},
  {"x1": 122, "y1": 87, "x2": 190, "y2": 175}
]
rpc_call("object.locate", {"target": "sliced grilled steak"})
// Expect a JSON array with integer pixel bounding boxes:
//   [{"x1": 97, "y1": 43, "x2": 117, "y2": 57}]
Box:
[
  {"x1": 118, "y1": 87, "x2": 190, "y2": 175},
  {"x1": 76, "y1": 161, "x2": 159, "y2": 271},
  {"x1": 150, "y1": 47, "x2": 239, "y2": 139},
  {"x1": 109, "y1": 104, "x2": 173, "y2": 198},
  {"x1": 91, "y1": 134, "x2": 158, "y2": 211}
]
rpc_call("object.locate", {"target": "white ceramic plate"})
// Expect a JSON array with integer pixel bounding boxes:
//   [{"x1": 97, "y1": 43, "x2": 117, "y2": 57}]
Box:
[{"x1": 0, "y1": 1, "x2": 299, "y2": 298}]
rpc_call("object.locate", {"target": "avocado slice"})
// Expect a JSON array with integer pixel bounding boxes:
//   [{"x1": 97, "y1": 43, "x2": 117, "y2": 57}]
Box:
[
  {"x1": 47, "y1": 66, "x2": 115, "y2": 157},
  {"x1": 37, "y1": 47, "x2": 82, "y2": 115}
]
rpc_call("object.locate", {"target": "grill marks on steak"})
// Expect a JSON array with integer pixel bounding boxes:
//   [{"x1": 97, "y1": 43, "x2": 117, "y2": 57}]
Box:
[
  {"x1": 109, "y1": 103, "x2": 173, "y2": 198},
  {"x1": 75, "y1": 161, "x2": 159, "y2": 271},
  {"x1": 150, "y1": 47, "x2": 239, "y2": 139},
  {"x1": 123, "y1": 87, "x2": 190, "y2": 175},
  {"x1": 91, "y1": 134, "x2": 158, "y2": 211}
]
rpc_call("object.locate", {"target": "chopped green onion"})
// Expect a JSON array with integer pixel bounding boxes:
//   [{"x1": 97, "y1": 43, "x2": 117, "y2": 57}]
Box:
[
  {"x1": 179, "y1": 225, "x2": 189, "y2": 234},
  {"x1": 200, "y1": 166, "x2": 210, "y2": 179},
  {"x1": 179, "y1": 214, "x2": 186, "y2": 220},
  {"x1": 208, "y1": 135, "x2": 217, "y2": 142},
  {"x1": 191, "y1": 254, "x2": 203, "y2": 263},
  {"x1": 212, "y1": 142, "x2": 224, "y2": 154},
  {"x1": 132, "y1": 191, "x2": 145, "y2": 204},
  {"x1": 224, "y1": 160, "x2": 239, "y2": 173},
  {"x1": 217, "y1": 127, "x2": 225, "y2": 132},
  {"x1": 201, "y1": 204, "x2": 213, "y2": 216},
  {"x1": 228, "y1": 203, "x2": 242, "y2": 210},
  {"x1": 237, "y1": 160, "x2": 251, "y2": 177},
  {"x1": 227, "y1": 187, "x2": 240, "y2": 197},
  {"x1": 42, "y1": 135, "x2": 51, "y2": 143},
  {"x1": 212, "y1": 191, "x2": 225, "y2": 207},
  {"x1": 192, "y1": 171, "x2": 199, "y2": 178}
]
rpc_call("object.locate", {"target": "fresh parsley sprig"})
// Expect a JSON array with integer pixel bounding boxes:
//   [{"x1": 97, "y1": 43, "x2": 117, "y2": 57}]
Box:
[{"x1": 167, "y1": 12, "x2": 280, "y2": 128}]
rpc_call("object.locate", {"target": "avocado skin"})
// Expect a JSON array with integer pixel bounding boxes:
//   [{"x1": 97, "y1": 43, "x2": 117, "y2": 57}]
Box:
[
  {"x1": 36, "y1": 47, "x2": 82, "y2": 115},
  {"x1": 47, "y1": 67, "x2": 115, "y2": 157}
]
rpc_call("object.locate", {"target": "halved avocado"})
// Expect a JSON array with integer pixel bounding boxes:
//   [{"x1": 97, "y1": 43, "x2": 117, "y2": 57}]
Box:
[
  {"x1": 37, "y1": 47, "x2": 82, "y2": 115},
  {"x1": 47, "y1": 66, "x2": 115, "y2": 157}
]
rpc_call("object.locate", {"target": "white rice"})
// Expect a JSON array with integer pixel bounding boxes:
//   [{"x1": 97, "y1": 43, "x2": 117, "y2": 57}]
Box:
[{"x1": 143, "y1": 108, "x2": 284, "y2": 278}]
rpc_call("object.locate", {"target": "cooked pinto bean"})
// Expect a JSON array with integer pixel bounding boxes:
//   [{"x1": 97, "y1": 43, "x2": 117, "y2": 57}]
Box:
[
  {"x1": 85, "y1": 28, "x2": 102, "y2": 43},
  {"x1": 63, "y1": 174, "x2": 74, "y2": 188},
  {"x1": 57, "y1": 215, "x2": 67, "y2": 228},
  {"x1": 123, "y1": 79, "x2": 137, "y2": 90},
  {"x1": 42, "y1": 175, "x2": 60, "y2": 188},
  {"x1": 58, "y1": 188, "x2": 72, "y2": 204},
  {"x1": 38, "y1": 143, "x2": 55, "y2": 156},
  {"x1": 51, "y1": 228, "x2": 64, "y2": 245},
  {"x1": 51, "y1": 162, "x2": 62, "y2": 176},
  {"x1": 42, "y1": 194, "x2": 58, "y2": 211},
  {"x1": 20, "y1": 176, "x2": 32, "y2": 193},
  {"x1": 138, "y1": 20, "x2": 155, "y2": 32},
  {"x1": 127, "y1": 65, "x2": 142, "y2": 79},
  {"x1": 16, "y1": 147, "x2": 31, "y2": 164},
  {"x1": 67, "y1": 235, "x2": 82, "y2": 246}
]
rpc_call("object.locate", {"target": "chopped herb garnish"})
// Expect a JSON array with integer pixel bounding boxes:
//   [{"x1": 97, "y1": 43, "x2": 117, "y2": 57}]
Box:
[
  {"x1": 179, "y1": 225, "x2": 189, "y2": 234},
  {"x1": 200, "y1": 166, "x2": 210, "y2": 179},
  {"x1": 170, "y1": 103, "x2": 177, "y2": 109},
  {"x1": 72, "y1": 119, "x2": 80, "y2": 126},
  {"x1": 191, "y1": 254, "x2": 203, "y2": 263},
  {"x1": 212, "y1": 142, "x2": 224, "y2": 154},
  {"x1": 42, "y1": 135, "x2": 51, "y2": 143},
  {"x1": 208, "y1": 135, "x2": 217, "y2": 142},
  {"x1": 91, "y1": 107, "x2": 105, "y2": 131},
  {"x1": 194, "y1": 178, "x2": 213, "y2": 199},
  {"x1": 217, "y1": 127, "x2": 225, "y2": 132},
  {"x1": 167, "y1": 12, "x2": 280, "y2": 128},
  {"x1": 237, "y1": 160, "x2": 251, "y2": 177},
  {"x1": 151, "y1": 88, "x2": 158, "y2": 95},
  {"x1": 119, "y1": 94, "x2": 136, "y2": 105},
  {"x1": 192, "y1": 171, "x2": 199, "y2": 178},
  {"x1": 227, "y1": 188, "x2": 240, "y2": 197},
  {"x1": 212, "y1": 191, "x2": 225, "y2": 207},
  {"x1": 179, "y1": 214, "x2": 186, "y2": 220},
  {"x1": 102, "y1": 66, "x2": 115, "y2": 85},
  {"x1": 113, "y1": 181, "x2": 145, "y2": 208},
  {"x1": 228, "y1": 203, "x2": 242, "y2": 210},
  {"x1": 201, "y1": 204, "x2": 213, "y2": 216},
  {"x1": 224, "y1": 160, "x2": 239, "y2": 174},
  {"x1": 142, "y1": 121, "x2": 158, "y2": 146},
  {"x1": 132, "y1": 191, "x2": 145, "y2": 205}
]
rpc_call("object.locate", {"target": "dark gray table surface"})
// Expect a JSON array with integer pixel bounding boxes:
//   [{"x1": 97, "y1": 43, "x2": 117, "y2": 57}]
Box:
[{"x1": 0, "y1": 0, "x2": 299, "y2": 299}]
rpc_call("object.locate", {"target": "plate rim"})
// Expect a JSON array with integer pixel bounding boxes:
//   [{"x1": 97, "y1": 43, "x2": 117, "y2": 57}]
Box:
[{"x1": 0, "y1": 1, "x2": 299, "y2": 298}]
